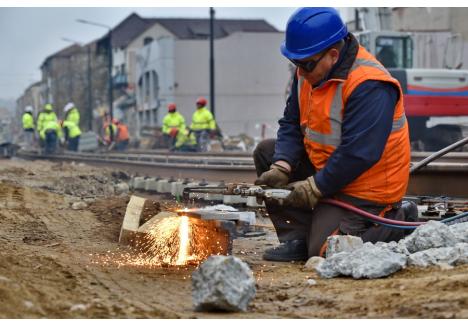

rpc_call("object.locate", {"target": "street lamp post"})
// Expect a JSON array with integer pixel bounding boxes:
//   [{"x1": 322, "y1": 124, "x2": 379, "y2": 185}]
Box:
[{"x1": 77, "y1": 19, "x2": 114, "y2": 141}]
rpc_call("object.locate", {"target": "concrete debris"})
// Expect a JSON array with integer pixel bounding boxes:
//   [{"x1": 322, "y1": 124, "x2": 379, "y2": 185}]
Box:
[
  {"x1": 69, "y1": 303, "x2": 89, "y2": 312},
  {"x1": 114, "y1": 182, "x2": 130, "y2": 195},
  {"x1": 306, "y1": 279, "x2": 317, "y2": 286},
  {"x1": 192, "y1": 255, "x2": 256, "y2": 312},
  {"x1": 119, "y1": 196, "x2": 146, "y2": 245},
  {"x1": 449, "y1": 222, "x2": 468, "y2": 243},
  {"x1": 325, "y1": 235, "x2": 363, "y2": 258},
  {"x1": 375, "y1": 241, "x2": 410, "y2": 256},
  {"x1": 455, "y1": 242, "x2": 468, "y2": 264},
  {"x1": 316, "y1": 243, "x2": 407, "y2": 279},
  {"x1": 303, "y1": 256, "x2": 325, "y2": 271},
  {"x1": 132, "y1": 177, "x2": 146, "y2": 190},
  {"x1": 401, "y1": 220, "x2": 458, "y2": 253},
  {"x1": 71, "y1": 201, "x2": 88, "y2": 210},
  {"x1": 408, "y1": 247, "x2": 460, "y2": 267},
  {"x1": 23, "y1": 301, "x2": 34, "y2": 309},
  {"x1": 0, "y1": 275, "x2": 11, "y2": 282}
]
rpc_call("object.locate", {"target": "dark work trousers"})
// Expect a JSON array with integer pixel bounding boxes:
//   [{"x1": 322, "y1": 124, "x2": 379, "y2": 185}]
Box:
[
  {"x1": 253, "y1": 139, "x2": 406, "y2": 257},
  {"x1": 44, "y1": 130, "x2": 57, "y2": 154},
  {"x1": 67, "y1": 136, "x2": 80, "y2": 151}
]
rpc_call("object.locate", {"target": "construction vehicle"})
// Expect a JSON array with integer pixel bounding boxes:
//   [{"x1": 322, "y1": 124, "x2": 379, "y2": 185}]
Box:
[
  {"x1": 355, "y1": 30, "x2": 468, "y2": 151},
  {"x1": 350, "y1": 7, "x2": 468, "y2": 151}
]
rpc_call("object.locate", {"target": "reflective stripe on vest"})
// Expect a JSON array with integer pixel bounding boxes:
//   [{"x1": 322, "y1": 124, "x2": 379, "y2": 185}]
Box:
[
  {"x1": 299, "y1": 60, "x2": 406, "y2": 147},
  {"x1": 303, "y1": 83, "x2": 344, "y2": 147}
]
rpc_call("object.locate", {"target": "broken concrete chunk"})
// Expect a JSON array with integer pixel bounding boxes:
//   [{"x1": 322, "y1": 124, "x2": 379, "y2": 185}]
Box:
[
  {"x1": 119, "y1": 195, "x2": 146, "y2": 245},
  {"x1": 375, "y1": 241, "x2": 410, "y2": 256},
  {"x1": 325, "y1": 235, "x2": 363, "y2": 258},
  {"x1": 137, "y1": 211, "x2": 177, "y2": 233},
  {"x1": 304, "y1": 256, "x2": 325, "y2": 271},
  {"x1": 316, "y1": 243, "x2": 407, "y2": 279},
  {"x1": 71, "y1": 201, "x2": 88, "y2": 210},
  {"x1": 192, "y1": 255, "x2": 256, "y2": 312},
  {"x1": 407, "y1": 247, "x2": 460, "y2": 267},
  {"x1": 449, "y1": 222, "x2": 468, "y2": 243},
  {"x1": 401, "y1": 220, "x2": 458, "y2": 253},
  {"x1": 455, "y1": 243, "x2": 468, "y2": 265},
  {"x1": 114, "y1": 182, "x2": 129, "y2": 195}
]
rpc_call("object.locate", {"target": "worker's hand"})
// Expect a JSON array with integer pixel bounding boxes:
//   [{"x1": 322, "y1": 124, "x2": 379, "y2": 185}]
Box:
[
  {"x1": 254, "y1": 163, "x2": 290, "y2": 188},
  {"x1": 284, "y1": 176, "x2": 322, "y2": 210}
]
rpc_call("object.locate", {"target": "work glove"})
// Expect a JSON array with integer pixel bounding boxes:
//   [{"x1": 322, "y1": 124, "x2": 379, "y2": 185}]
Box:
[
  {"x1": 284, "y1": 176, "x2": 322, "y2": 210},
  {"x1": 254, "y1": 163, "x2": 290, "y2": 188}
]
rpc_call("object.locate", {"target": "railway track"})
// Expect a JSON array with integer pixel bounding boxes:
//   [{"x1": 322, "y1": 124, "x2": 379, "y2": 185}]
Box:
[{"x1": 17, "y1": 149, "x2": 468, "y2": 197}]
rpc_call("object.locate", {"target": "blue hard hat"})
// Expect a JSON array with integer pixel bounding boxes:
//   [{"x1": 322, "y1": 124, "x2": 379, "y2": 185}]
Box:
[{"x1": 281, "y1": 7, "x2": 348, "y2": 60}]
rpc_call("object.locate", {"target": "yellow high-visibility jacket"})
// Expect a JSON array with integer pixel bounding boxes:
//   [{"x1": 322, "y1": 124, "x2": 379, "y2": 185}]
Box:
[
  {"x1": 37, "y1": 111, "x2": 57, "y2": 133},
  {"x1": 40, "y1": 120, "x2": 62, "y2": 140},
  {"x1": 162, "y1": 112, "x2": 186, "y2": 134},
  {"x1": 22, "y1": 113, "x2": 34, "y2": 130},
  {"x1": 190, "y1": 107, "x2": 216, "y2": 131}
]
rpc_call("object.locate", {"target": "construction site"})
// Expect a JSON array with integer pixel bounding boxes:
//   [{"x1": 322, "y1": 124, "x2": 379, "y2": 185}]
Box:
[{"x1": 1, "y1": 6, "x2": 468, "y2": 319}]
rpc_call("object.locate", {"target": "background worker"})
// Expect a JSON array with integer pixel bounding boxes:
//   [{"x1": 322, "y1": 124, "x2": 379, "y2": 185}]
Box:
[
  {"x1": 162, "y1": 103, "x2": 186, "y2": 150},
  {"x1": 40, "y1": 118, "x2": 62, "y2": 154},
  {"x1": 102, "y1": 114, "x2": 117, "y2": 147},
  {"x1": 254, "y1": 7, "x2": 410, "y2": 262},
  {"x1": 115, "y1": 120, "x2": 130, "y2": 151},
  {"x1": 190, "y1": 97, "x2": 216, "y2": 152},
  {"x1": 173, "y1": 126, "x2": 197, "y2": 152},
  {"x1": 37, "y1": 103, "x2": 57, "y2": 150},
  {"x1": 62, "y1": 103, "x2": 81, "y2": 151},
  {"x1": 22, "y1": 106, "x2": 35, "y2": 150}
]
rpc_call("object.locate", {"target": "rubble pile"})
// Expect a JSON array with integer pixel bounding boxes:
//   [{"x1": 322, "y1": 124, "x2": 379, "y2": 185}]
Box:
[
  {"x1": 315, "y1": 221, "x2": 468, "y2": 279},
  {"x1": 192, "y1": 255, "x2": 256, "y2": 312}
]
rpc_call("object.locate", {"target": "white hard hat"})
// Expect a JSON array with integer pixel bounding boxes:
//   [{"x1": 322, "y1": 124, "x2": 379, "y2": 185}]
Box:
[
  {"x1": 64, "y1": 102, "x2": 75, "y2": 113},
  {"x1": 25, "y1": 106, "x2": 33, "y2": 113}
]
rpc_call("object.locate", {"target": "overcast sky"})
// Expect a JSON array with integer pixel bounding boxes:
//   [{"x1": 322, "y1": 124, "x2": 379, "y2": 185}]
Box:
[{"x1": 0, "y1": 7, "x2": 304, "y2": 101}]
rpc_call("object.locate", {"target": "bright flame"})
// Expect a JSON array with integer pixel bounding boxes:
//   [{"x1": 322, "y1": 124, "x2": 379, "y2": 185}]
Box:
[
  {"x1": 90, "y1": 213, "x2": 229, "y2": 269},
  {"x1": 176, "y1": 215, "x2": 190, "y2": 265}
]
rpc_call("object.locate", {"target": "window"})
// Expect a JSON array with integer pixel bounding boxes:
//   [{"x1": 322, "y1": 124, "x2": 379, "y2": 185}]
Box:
[
  {"x1": 375, "y1": 36, "x2": 413, "y2": 69},
  {"x1": 143, "y1": 37, "x2": 153, "y2": 46}
]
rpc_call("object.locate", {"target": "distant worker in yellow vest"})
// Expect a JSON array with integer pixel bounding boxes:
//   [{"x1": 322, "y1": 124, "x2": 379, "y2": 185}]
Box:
[
  {"x1": 162, "y1": 103, "x2": 186, "y2": 149},
  {"x1": 40, "y1": 119, "x2": 62, "y2": 155},
  {"x1": 62, "y1": 102, "x2": 81, "y2": 151},
  {"x1": 173, "y1": 127, "x2": 197, "y2": 152},
  {"x1": 190, "y1": 97, "x2": 216, "y2": 152},
  {"x1": 22, "y1": 106, "x2": 35, "y2": 150},
  {"x1": 37, "y1": 104, "x2": 58, "y2": 151}
]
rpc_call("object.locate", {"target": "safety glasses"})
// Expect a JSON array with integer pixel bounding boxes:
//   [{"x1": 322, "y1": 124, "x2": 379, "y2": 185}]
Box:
[{"x1": 290, "y1": 50, "x2": 328, "y2": 73}]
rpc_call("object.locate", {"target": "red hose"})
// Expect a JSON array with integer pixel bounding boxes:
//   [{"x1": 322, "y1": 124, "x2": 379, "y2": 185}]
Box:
[{"x1": 321, "y1": 198, "x2": 425, "y2": 227}]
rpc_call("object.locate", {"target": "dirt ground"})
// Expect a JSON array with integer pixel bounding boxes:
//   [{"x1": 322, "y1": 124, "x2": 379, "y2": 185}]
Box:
[{"x1": 0, "y1": 158, "x2": 467, "y2": 318}]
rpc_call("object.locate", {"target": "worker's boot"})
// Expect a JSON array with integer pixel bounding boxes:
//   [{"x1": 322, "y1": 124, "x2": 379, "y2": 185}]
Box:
[{"x1": 262, "y1": 240, "x2": 308, "y2": 262}]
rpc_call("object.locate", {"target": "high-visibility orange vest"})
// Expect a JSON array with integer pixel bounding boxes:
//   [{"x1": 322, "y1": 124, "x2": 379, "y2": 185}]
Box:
[
  {"x1": 298, "y1": 46, "x2": 410, "y2": 204},
  {"x1": 117, "y1": 124, "x2": 129, "y2": 141}
]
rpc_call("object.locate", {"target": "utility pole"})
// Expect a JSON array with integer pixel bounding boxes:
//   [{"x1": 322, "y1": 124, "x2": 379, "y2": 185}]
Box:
[
  {"x1": 209, "y1": 7, "x2": 215, "y2": 117},
  {"x1": 77, "y1": 19, "x2": 114, "y2": 140}
]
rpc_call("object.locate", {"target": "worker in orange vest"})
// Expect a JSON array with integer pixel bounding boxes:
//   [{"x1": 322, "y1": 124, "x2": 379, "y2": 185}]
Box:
[
  {"x1": 115, "y1": 120, "x2": 130, "y2": 151},
  {"x1": 253, "y1": 8, "x2": 410, "y2": 262}
]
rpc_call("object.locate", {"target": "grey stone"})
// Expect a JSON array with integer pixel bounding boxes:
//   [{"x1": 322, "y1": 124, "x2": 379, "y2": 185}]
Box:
[
  {"x1": 114, "y1": 182, "x2": 129, "y2": 195},
  {"x1": 325, "y1": 235, "x2": 363, "y2": 258},
  {"x1": 304, "y1": 256, "x2": 325, "y2": 271},
  {"x1": 455, "y1": 243, "x2": 468, "y2": 264},
  {"x1": 375, "y1": 241, "x2": 410, "y2": 256},
  {"x1": 71, "y1": 201, "x2": 88, "y2": 210},
  {"x1": 315, "y1": 252, "x2": 349, "y2": 279},
  {"x1": 408, "y1": 247, "x2": 460, "y2": 267},
  {"x1": 449, "y1": 222, "x2": 468, "y2": 243},
  {"x1": 192, "y1": 255, "x2": 256, "y2": 312},
  {"x1": 316, "y1": 243, "x2": 407, "y2": 279},
  {"x1": 401, "y1": 220, "x2": 457, "y2": 253}
]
